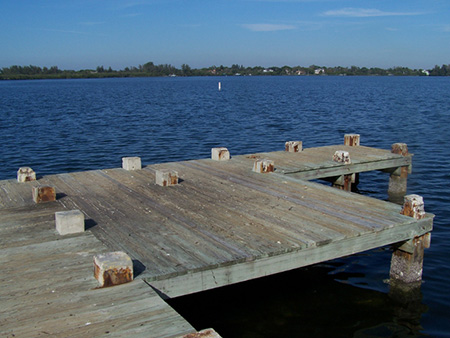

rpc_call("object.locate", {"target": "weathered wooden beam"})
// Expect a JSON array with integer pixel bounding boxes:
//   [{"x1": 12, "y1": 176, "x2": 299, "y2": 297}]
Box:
[
  {"x1": 285, "y1": 156, "x2": 412, "y2": 179},
  {"x1": 390, "y1": 195, "x2": 431, "y2": 285},
  {"x1": 148, "y1": 214, "x2": 433, "y2": 298}
]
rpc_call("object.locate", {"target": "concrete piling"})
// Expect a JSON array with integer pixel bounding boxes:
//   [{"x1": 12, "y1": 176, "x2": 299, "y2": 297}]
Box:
[
  {"x1": 253, "y1": 159, "x2": 274, "y2": 173},
  {"x1": 55, "y1": 210, "x2": 85, "y2": 235},
  {"x1": 93, "y1": 251, "x2": 133, "y2": 287},
  {"x1": 32, "y1": 186, "x2": 56, "y2": 203},
  {"x1": 344, "y1": 134, "x2": 360, "y2": 147},
  {"x1": 122, "y1": 157, "x2": 142, "y2": 171},
  {"x1": 285, "y1": 141, "x2": 302, "y2": 153},
  {"x1": 17, "y1": 167, "x2": 36, "y2": 183},
  {"x1": 333, "y1": 150, "x2": 351, "y2": 164},
  {"x1": 211, "y1": 147, "x2": 230, "y2": 161},
  {"x1": 156, "y1": 169, "x2": 179, "y2": 186},
  {"x1": 390, "y1": 195, "x2": 430, "y2": 285},
  {"x1": 332, "y1": 150, "x2": 352, "y2": 191}
]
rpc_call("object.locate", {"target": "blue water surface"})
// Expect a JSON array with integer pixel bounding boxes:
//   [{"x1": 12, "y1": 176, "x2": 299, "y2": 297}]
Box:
[{"x1": 1, "y1": 76, "x2": 449, "y2": 337}]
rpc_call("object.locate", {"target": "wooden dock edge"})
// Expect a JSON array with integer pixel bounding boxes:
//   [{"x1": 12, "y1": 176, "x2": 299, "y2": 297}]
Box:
[{"x1": 147, "y1": 214, "x2": 434, "y2": 299}]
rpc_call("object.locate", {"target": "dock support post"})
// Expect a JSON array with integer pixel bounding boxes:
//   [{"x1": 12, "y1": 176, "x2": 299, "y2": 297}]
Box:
[
  {"x1": 390, "y1": 195, "x2": 430, "y2": 286},
  {"x1": 344, "y1": 134, "x2": 360, "y2": 189},
  {"x1": 344, "y1": 134, "x2": 360, "y2": 147},
  {"x1": 388, "y1": 143, "x2": 409, "y2": 203}
]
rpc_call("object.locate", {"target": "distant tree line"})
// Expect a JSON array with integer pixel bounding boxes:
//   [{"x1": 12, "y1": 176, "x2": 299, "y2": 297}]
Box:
[{"x1": 1, "y1": 62, "x2": 449, "y2": 80}]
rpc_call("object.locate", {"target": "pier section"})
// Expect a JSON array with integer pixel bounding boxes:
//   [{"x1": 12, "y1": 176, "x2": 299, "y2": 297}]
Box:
[{"x1": 0, "y1": 143, "x2": 433, "y2": 336}]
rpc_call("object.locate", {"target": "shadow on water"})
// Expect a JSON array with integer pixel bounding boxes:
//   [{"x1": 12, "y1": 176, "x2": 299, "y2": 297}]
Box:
[{"x1": 167, "y1": 263, "x2": 428, "y2": 338}]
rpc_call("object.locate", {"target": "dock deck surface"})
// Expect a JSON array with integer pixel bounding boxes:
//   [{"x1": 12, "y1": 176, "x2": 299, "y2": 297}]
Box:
[
  {"x1": 0, "y1": 144, "x2": 432, "y2": 335},
  {"x1": 0, "y1": 203, "x2": 196, "y2": 338}
]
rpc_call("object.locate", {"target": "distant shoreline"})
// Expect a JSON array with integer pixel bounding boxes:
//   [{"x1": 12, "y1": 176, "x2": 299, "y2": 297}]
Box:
[{"x1": 1, "y1": 62, "x2": 448, "y2": 80}]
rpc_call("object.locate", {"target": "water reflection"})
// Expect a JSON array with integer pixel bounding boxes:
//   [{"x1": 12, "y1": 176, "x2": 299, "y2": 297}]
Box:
[{"x1": 167, "y1": 261, "x2": 429, "y2": 337}]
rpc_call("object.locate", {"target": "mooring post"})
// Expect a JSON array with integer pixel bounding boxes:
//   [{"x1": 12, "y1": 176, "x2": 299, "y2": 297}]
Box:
[
  {"x1": 211, "y1": 147, "x2": 230, "y2": 161},
  {"x1": 344, "y1": 134, "x2": 360, "y2": 147},
  {"x1": 285, "y1": 141, "x2": 302, "y2": 153},
  {"x1": 55, "y1": 210, "x2": 85, "y2": 235},
  {"x1": 17, "y1": 167, "x2": 36, "y2": 183},
  {"x1": 253, "y1": 159, "x2": 275, "y2": 173},
  {"x1": 388, "y1": 143, "x2": 409, "y2": 202},
  {"x1": 390, "y1": 195, "x2": 430, "y2": 287},
  {"x1": 32, "y1": 186, "x2": 56, "y2": 203},
  {"x1": 93, "y1": 251, "x2": 133, "y2": 287},
  {"x1": 156, "y1": 169, "x2": 179, "y2": 186},
  {"x1": 344, "y1": 134, "x2": 360, "y2": 188},
  {"x1": 122, "y1": 157, "x2": 142, "y2": 171}
]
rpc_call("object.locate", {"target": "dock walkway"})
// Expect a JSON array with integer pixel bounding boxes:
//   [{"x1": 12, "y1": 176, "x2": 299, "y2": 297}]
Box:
[
  {"x1": 0, "y1": 143, "x2": 433, "y2": 336},
  {"x1": 0, "y1": 202, "x2": 197, "y2": 337}
]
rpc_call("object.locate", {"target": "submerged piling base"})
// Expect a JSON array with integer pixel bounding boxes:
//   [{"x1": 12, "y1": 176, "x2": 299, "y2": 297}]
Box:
[
  {"x1": 389, "y1": 195, "x2": 430, "y2": 286},
  {"x1": 390, "y1": 235, "x2": 428, "y2": 284}
]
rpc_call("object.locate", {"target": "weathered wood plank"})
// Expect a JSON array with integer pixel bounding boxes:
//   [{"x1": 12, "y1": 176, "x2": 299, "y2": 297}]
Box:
[
  {"x1": 149, "y1": 214, "x2": 433, "y2": 297},
  {"x1": 0, "y1": 205, "x2": 197, "y2": 338},
  {"x1": 0, "y1": 143, "x2": 433, "y2": 336}
]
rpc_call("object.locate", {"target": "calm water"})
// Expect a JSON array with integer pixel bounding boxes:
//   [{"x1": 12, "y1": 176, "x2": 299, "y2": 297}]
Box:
[{"x1": 1, "y1": 76, "x2": 449, "y2": 337}]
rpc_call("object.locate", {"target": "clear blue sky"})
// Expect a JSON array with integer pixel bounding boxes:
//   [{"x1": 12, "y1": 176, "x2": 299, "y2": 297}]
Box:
[{"x1": 1, "y1": 0, "x2": 448, "y2": 70}]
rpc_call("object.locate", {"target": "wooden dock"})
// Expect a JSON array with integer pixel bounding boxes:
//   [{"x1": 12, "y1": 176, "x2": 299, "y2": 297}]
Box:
[{"x1": 0, "y1": 142, "x2": 433, "y2": 336}]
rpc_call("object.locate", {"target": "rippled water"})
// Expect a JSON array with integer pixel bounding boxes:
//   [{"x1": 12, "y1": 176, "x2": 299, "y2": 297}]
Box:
[{"x1": 1, "y1": 76, "x2": 449, "y2": 337}]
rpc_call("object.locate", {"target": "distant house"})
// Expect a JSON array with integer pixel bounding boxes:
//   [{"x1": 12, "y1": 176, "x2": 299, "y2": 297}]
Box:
[
  {"x1": 314, "y1": 68, "x2": 325, "y2": 75},
  {"x1": 296, "y1": 70, "x2": 306, "y2": 75},
  {"x1": 263, "y1": 69, "x2": 274, "y2": 73}
]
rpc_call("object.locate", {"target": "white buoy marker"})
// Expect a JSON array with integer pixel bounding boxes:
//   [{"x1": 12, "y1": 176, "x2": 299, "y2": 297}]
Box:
[{"x1": 218, "y1": 81, "x2": 221, "y2": 91}]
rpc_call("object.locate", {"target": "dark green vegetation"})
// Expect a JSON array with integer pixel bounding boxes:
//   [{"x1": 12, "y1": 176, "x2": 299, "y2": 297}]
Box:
[{"x1": 1, "y1": 62, "x2": 449, "y2": 80}]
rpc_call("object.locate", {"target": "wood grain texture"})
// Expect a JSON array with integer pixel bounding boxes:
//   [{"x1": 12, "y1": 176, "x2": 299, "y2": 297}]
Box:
[
  {"x1": 0, "y1": 145, "x2": 432, "y2": 305},
  {"x1": 0, "y1": 202, "x2": 196, "y2": 337}
]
